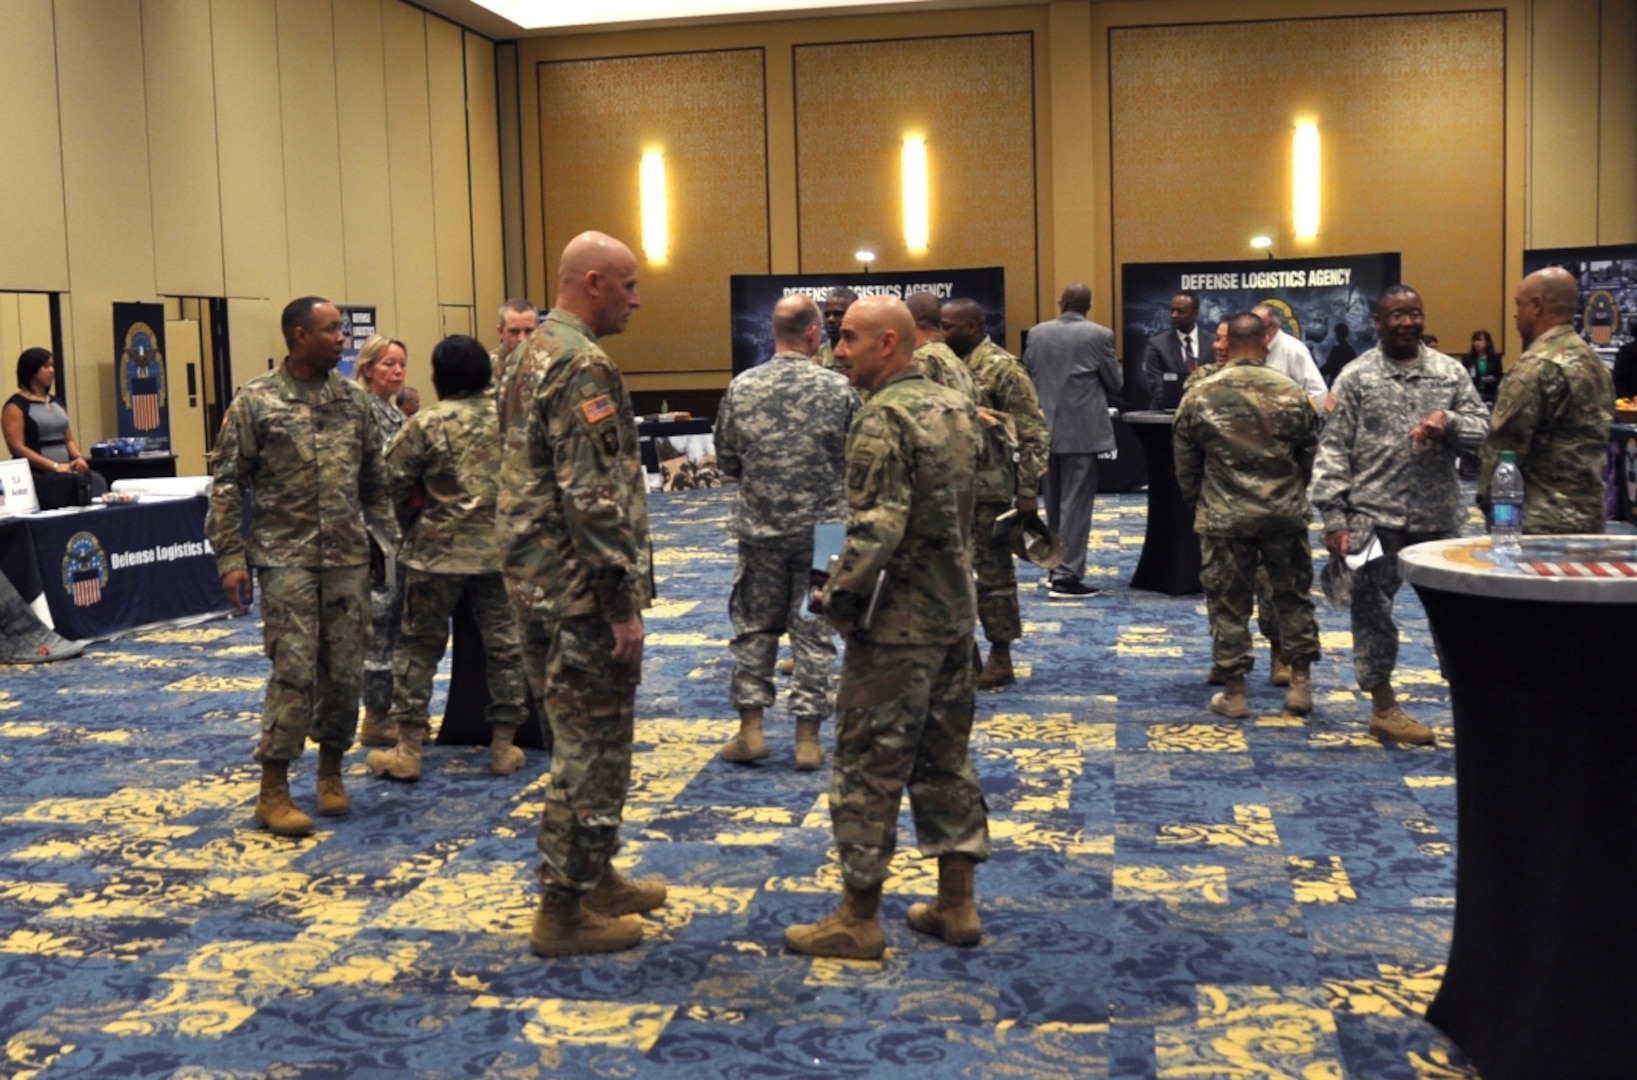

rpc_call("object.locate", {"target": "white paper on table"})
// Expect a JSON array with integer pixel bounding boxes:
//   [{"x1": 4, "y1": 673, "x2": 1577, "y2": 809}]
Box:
[{"x1": 1344, "y1": 534, "x2": 1384, "y2": 571}]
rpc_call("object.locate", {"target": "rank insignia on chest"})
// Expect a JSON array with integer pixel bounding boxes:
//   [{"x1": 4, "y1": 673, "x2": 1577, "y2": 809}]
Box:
[{"x1": 580, "y1": 394, "x2": 615, "y2": 425}]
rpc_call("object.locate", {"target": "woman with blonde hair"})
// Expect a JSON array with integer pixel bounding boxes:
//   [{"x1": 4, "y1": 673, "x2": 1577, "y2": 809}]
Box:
[{"x1": 355, "y1": 333, "x2": 410, "y2": 748}]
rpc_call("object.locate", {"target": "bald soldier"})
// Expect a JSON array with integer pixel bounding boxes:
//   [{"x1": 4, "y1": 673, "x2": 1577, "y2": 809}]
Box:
[
  {"x1": 905, "y1": 292, "x2": 976, "y2": 402},
  {"x1": 496, "y1": 231, "x2": 666, "y2": 957},
  {"x1": 786, "y1": 295, "x2": 989, "y2": 960},
  {"x1": 1479, "y1": 266, "x2": 1615, "y2": 533}
]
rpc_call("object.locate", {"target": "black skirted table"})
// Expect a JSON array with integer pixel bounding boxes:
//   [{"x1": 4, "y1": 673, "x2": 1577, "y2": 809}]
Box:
[
  {"x1": 1096, "y1": 410, "x2": 1147, "y2": 494},
  {"x1": 1122, "y1": 411, "x2": 1200, "y2": 595},
  {"x1": 1400, "y1": 535, "x2": 1637, "y2": 1080},
  {"x1": 437, "y1": 592, "x2": 550, "y2": 750}
]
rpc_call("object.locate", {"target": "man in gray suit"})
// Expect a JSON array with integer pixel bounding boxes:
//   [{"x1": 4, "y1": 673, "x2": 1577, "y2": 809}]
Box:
[
  {"x1": 1142, "y1": 291, "x2": 1209, "y2": 409},
  {"x1": 1022, "y1": 283, "x2": 1123, "y2": 598}
]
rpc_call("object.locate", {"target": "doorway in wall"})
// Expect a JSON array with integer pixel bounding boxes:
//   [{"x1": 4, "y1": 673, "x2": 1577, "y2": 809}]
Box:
[{"x1": 161, "y1": 297, "x2": 232, "y2": 477}]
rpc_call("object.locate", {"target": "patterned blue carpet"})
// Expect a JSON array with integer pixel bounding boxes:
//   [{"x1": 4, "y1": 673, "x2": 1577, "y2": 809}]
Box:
[{"x1": 0, "y1": 487, "x2": 1483, "y2": 1078}]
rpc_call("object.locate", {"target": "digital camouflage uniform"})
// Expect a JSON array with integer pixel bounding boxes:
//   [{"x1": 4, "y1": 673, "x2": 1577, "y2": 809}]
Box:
[
  {"x1": 1310, "y1": 345, "x2": 1488, "y2": 689},
  {"x1": 1478, "y1": 323, "x2": 1614, "y2": 534},
  {"x1": 1174, "y1": 359, "x2": 1321, "y2": 678},
  {"x1": 384, "y1": 394, "x2": 523, "y2": 736},
  {"x1": 361, "y1": 393, "x2": 408, "y2": 720},
  {"x1": 205, "y1": 363, "x2": 397, "y2": 761},
  {"x1": 495, "y1": 308, "x2": 652, "y2": 901},
  {"x1": 962, "y1": 336, "x2": 1049, "y2": 645},
  {"x1": 913, "y1": 340, "x2": 977, "y2": 403},
  {"x1": 714, "y1": 351, "x2": 857, "y2": 723},
  {"x1": 820, "y1": 367, "x2": 988, "y2": 891}
]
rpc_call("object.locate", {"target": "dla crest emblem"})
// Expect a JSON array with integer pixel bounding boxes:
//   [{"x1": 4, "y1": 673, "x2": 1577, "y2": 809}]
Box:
[{"x1": 62, "y1": 532, "x2": 109, "y2": 607}]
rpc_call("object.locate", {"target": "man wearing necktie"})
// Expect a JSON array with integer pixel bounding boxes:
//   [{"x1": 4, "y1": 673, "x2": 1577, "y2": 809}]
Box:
[{"x1": 1143, "y1": 292, "x2": 1208, "y2": 408}]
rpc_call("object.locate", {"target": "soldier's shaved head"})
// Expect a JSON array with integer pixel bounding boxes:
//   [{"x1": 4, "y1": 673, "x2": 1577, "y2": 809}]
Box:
[
  {"x1": 940, "y1": 298, "x2": 988, "y2": 357},
  {"x1": 556, "y1": 231, "x2": 641, "y2": 338},
  {"x1": 1225, "y1": 312, "x2": 1269, "y2": 360},
  {"x1": 835, "y1": 295, "x2": 915, "y2": 392},
  {"x1": 905, "y1": 291, "x2": 942, "y2": 330},
  {"x1": 772, "y1": 294, "x2": 822, "y2": 355},
  {"x1": 1514, "y1": 266, "x2": 1579, "y2": 341}
]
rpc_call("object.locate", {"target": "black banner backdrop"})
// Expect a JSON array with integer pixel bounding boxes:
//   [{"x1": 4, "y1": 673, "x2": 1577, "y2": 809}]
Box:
[
  {"x1": 112, "y1": 302, "x2": 170, "y2": 448},
  {"x1": 1523, "y1": 243, "x2": 1637, "y2": 354},
  {"x1": 1121, "y1": 252, "x2": 1401, "y2": 407},
  {"x1": 730, "y1": 267, "x2": 1007, "y2": 375}
]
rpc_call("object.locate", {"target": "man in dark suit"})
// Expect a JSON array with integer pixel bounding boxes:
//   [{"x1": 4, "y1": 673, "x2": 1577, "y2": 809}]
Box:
[
  {"x1": 1022, "y1": 283, "x2": 1123, "y2": 599},
  {"x1": 1143, "y1": 292, "x2": 1209, "y2": 409}
]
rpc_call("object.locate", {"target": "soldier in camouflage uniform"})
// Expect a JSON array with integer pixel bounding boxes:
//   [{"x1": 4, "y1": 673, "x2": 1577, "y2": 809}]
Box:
[
  {"x1": 785, "y1": 295, "x2": 989, "y2": 961},
  {"x1": 1174, "y1": 312, "x2": 1322, "y2": 719},
  {"x1": 1311, "y1": 286, "x2": 1489, "y2": 746},
  {"x1": 206, "y1": 297, "x2": 398, "y2": 838},
  {"x1": 366, "y1": 335, "x2": 527, "y2": 783},
  {"x1": 496, "y1": 231, "x2": 666, "y2": 957},
  {"x1": 813, "y1": 287, "x2": 857, "y2": 373},
  {"x1": 355, "y1": 334, "x2": 410, "y2": 750},
  {"x1": 488, "y1": 298, "x2": 538, "y2": 387},
  {"x1": 942, "y1": 297, "x2": 1049, "y2": 689},
  {"x1": 714, "y1": 295, "x2": 857, "y2": 770},
  {"x1": 906, "y1": 292, "x2": 977, "y2": 403},
  {"x1": 1479, "y1": 267, "x2": 1615, "y2": 533}
]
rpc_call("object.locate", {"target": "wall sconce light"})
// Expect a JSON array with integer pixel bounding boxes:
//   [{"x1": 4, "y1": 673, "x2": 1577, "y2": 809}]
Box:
[
  {"x1": 901, "y1": 136, "x2": 929, "y2": 252},
  {"x1": 1293, "y1": 120, "x2": 1320, "y2": 241},
  {"x1": 640, "y1": 150, "x2": 668, "y2": 262},
  {"x1": 856, "y1": 249, "x2": 876, "y2": 273},
  {"x1": 1250, "y1": 235, "x2": 1275, "y2": 260}
]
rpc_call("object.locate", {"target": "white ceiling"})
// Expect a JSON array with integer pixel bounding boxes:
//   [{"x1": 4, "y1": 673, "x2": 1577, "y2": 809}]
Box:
[{"x1": 415, "y1": 0, "x2": 1042, "y2": 37}]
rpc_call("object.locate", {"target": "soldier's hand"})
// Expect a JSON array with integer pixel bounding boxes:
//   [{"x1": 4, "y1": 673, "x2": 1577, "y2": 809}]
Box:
[
  {"x1": 1015, "y1": 494, "x2": 1039, "y2": 515},
  {"x1": 1323, "y1": 529, "x2": 1350, "y2": 558},
  {"x1": 611, "y1": 615, "x2": 645, "y2": 667},
  {"x1": 807, "y1": 587, "x2": 826, "y2": 616},
  {"x1": 222, "y1": 570, "x2": 253, "y2": 614},
  {"x1": 1408, "y1": 409, "x2": 1448, "y2": 449}
]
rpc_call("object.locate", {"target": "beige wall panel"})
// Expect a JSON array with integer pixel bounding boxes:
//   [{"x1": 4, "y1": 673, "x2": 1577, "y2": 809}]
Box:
[
  {"x1": 1111, "y1": 12, "x2": 1505, "y2": 352},
  {"x1": 538, "y1": 49, "x2": 769, "y2": 379},
  {"x1": 212, "y1": 0, "x2": 291, "y2": 302},
  {"x1": 382, "y1": 2, "x2": 440, "y2": 363},
  {"x1": 333, "y1": 0, "x2": 397, "y2": 334},
  {"x1": 144, "y1": 0, "x2": 226, "y2": 297},
  {"x1": 466, "y1": 32, "x2": 506, "y2": 328},
  {"x1": 495, "y1": 43, "x2": 527, "y2": 301},
  {"x1": 796, "y1": 34, "x2": 1036, "y2": 351},
  {"x1": 227, "y1": 298, "x2": 284, "y2": 393},
  {"x1": 1527, "y1": 0, "x2": 1600, "y2": 247},
  {"x1": 1046, "y1": 0, "x2": 1095, "y2": 310},
  {"x1": 429, "y1": 17, "x2": 474, "y2": 308},
  {"x1": 0, "y1": 0, "x2": 70, "y2": 291},
  {"x1": 278, "y1": 0, "x2": 347, "y2": 299},
  {"x1": 1599, "y1": 0, "x2": 1637, "y2": 244},
  {"x1": 56, "y1": 0, "x2": 158, "y2": 436}
]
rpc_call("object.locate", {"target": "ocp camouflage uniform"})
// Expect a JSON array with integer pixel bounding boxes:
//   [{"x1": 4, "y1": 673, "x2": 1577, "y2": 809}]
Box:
[
  {"x1": 815, "y1": 339, "x2": 846, "y2": 374},
  {"x1": 363, "y1": 394, "x2": 408, "y2": 718},
  {"x1": 1310, "y1": 345, "x2": 1488, "y2": 689},
  {"x1": 488, "y1": 341, "x2": 515, "y2": 389},
  {"x1": 384, "y1": 394, "x2": 523, "y2": 736},
  {"x1": 913, "y1": 340, "x2": 977, "y2": 403},
  {"x1": 714, "y1": 350, "x2": 857, "y2": 722},
  {"x1": 1174, "y1": 359, "x2": 1321, "y2": 678},
  {"x1": 1478, "y1": 323, "x2": 1615, "y2": 534},
  {"x1": 495, "y1": 308, "x2": 652, "y2": 901},
  {"x1": 963, "y1": 336, "x2": 1049, "y2": 645},
  {"x1": 820, "y1": 368, "x2": 988, "y2": 890},
  {"x1": 495, "y1": 335, "x2": 554, "y2": 714},
  {"x1": 205, "y1": 362, "x2": 397, "y2": 761}
]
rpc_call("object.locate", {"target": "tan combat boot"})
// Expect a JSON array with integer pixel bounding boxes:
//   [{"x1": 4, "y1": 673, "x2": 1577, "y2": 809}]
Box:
[
  {"x1": 253, "y1": 760, "x2": 315, "y2": 837},
  {"x1": 776, "y1": 656, "x2": 795, "y2": 676},
  {"x1": 315, "y1": 746, "x2": 350, "y2": 817},
  {"x1": 794, "y1": 717, "x2": 825, "y2": 772},
  {"x1": 784, "y1": 885, "x2": 886, "y2": 960},
  {"x1": 366, "y1": 723, "x2": 424, "y2": 781},
  {"x1": 358, "y1": 707, "x2": 397, "y2": 747},
  {"x1": 906, "y1": 854, "x2": 982, "y2": 947},
  {"x1": 1209, "y1": 675, "x2": 1250, "y2": 719},
  {"x1": 1367, "y1": 683, "x2": 1435, "y2": 746},
  {"x1": 529, "y1": 893, "x2": 643, "y2": 957},
  {"x1": 977, "y1": 641, "x2": 1015, "y2": 690},
  {"x1": 720, "y1": 707, "x2": 770, "y2": 764},
  {"x1": 489, "y1": 723, "x2": 525, "y2": 776},
  {"x1": 584, "y1": 864, "x2": 668, "y2": 916},
  {"x1": 1284, "y1": 660, "x2": 1313, "y2": 716},
  {"x1": 1269, "y1": 654, "x2": 1293, "y2": 687}
]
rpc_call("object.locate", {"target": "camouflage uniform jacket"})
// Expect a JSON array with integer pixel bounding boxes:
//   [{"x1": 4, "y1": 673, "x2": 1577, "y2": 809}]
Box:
[
  {"x1": 385, "y1": 394, "x2": 504, "y2": 575},
  {"x1": 206, "y1": 361, "x2": 396, "y2": 576},
  {"x1": 1173, "y1": 358, "x2": 1319, "y2": 537},
  {"x1": 815, "y1": 340, "x2": 846, "y2": 373},
  {"x1": 913, "y1": 340, "x2": 977, "y2": 403},
  {"x1": 495, "y1": 308, "x2": 652, "y2": 624},
  {"x1": 1181, "y1": 360, "x2": 1225, "y2": 398},
  {"x1": 366, "y1": 392, "x2": 405, "y2": 448},
  {"x1": 1478, "y1": 323, "x2": 1615, "y2": 533},
  {"x1": 964, "y1": 336, "x2": 1048, "y2": 500},
  {"x1": 488, "y1": 341, "x2": 513, "y2": 390},
  {"x1": 821, "y1": 367, "x2": 978, "y2": 645},
  {"x1": 1310, "y1": 345, "x2": 1488, "y2": 535},
  {"x1": 714, "y1": 350, "x2": 857, "y2": 543}
]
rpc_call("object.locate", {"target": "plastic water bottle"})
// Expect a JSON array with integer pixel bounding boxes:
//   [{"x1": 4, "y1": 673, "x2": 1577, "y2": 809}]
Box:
[{"x1": 1490, "y1": 450, "x2": 1523, "y2": 564}]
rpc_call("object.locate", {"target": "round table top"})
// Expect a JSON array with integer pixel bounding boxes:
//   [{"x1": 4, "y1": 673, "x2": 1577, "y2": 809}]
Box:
[
  {"x1": 1399, "y1": 534, "x2": 1637, "y2": 604},
  {"x1": 1122, "y1": 410, "x2": 1176, "y2": 425}
]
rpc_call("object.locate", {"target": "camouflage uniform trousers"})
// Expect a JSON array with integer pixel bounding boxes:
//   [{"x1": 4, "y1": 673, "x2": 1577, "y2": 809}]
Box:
[
  {"x1": 1350, "y1": 526, "x2": 1454, "y2": 690},
  {"x1": 1207, "y1": 569, "x2": 1284, "y2": 680},
  {"x1": 729, "y1": 539, "x2": 836, "y2": 721},
  {"x1": 829, "y1": 632, "x2": 991, "y2": 891},
  {"x1": 972, "y1": 501, "x2": 1022, "y2": 645},
  {"x1": 254, "y1": 564, "x2": 370, "y2": 761},
  {"x1": 535, "y1": 614, "x2": 640, "y2": 901},
  {"x1": 1199, "y1": 531, "x2": 1320, "y2": 679},
  {"x1": 390, "y1": 569, "x2": 523, "y2": 732},
  {"x1": 362, "y1": 561, "x2": 405, "y2": 715}
]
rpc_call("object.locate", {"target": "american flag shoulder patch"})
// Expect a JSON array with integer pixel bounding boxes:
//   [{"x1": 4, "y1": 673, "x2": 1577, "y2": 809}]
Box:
[{"x1": 580, "y1": 394, "x2": 615, "y2": 425}]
